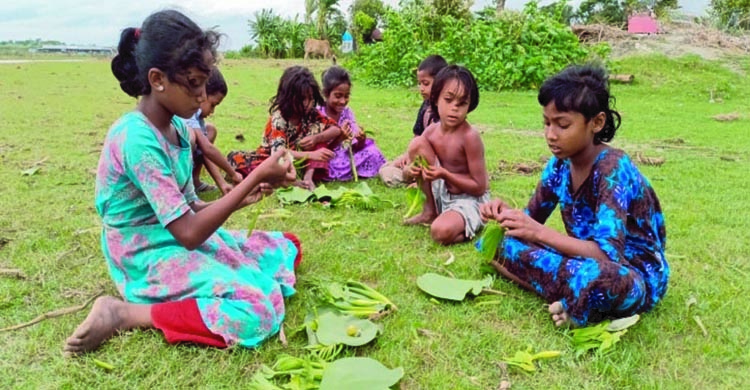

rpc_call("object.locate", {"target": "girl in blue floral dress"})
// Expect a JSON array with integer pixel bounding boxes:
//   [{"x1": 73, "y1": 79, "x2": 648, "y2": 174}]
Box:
[
  {"x1": 65, "y1": 10, "x2": 300, "y2": 355},
  {"x1": 480, "y1": 64, "x2": 669, "y2": 327}
]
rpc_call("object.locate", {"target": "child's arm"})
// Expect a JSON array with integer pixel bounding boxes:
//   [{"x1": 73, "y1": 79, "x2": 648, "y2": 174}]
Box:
[
  {"x1": 298, "y1": 126, "x2": 344, "y2": 150},
  {"x1": 194, "y1": 129, "x2": 242, "y2": 183},
  {"x1": 168, "y1": 150, "x2": 296, "y2": 249},
  {"x1": 497, "y1": 208, "x2": 610, "y2": 262},
  {"x1": 423, "y1": 130, "x2": 488, "y2": 197},
  {"x1": 204, "y1": 159, "x2": 234, "y2": 195}
]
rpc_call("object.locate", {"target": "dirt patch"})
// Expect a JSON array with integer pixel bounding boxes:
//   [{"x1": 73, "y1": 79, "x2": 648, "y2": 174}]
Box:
[{"x1": 576, "y1": 19, "x2": 750, "y2": 61}]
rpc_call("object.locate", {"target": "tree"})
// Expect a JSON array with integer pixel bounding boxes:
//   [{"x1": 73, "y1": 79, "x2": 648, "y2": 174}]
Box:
[
  {"x1": 711, "y1": 0, "x2": 750, "y2": 28},
  {"x1": 351, "y1": 0, "x2": 386, "y2": 45},
  {"x1": 432, "y1": 0, "x2": 473, "y2": 21},
  {"x1": 496, "y1": 0, "x2": 506, "y2": 15}
]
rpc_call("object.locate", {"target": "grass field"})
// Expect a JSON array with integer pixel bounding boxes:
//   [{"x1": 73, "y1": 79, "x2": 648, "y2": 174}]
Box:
[{"x1": 1, "y1": 55, "x2": 749, "y2": 389}]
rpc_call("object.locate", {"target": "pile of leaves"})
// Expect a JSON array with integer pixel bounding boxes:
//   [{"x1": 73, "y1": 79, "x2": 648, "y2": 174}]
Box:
[
  {"x1": 250, "y1": 355, "x2": 404, "y2": 389},
  {"x1": 250, "y1": 280, "x2": 402, "y2": 389},
  {"x1": 570, "y1": 314, "x2": 640, "y2": 357},
  {"x1": 275, "y1": 182, "x2": 395, "y2": 211}
]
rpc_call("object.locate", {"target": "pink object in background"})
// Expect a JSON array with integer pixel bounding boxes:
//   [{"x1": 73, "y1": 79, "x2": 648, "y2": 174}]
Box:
[{"x1": 628, "y1": 13, "x2": 659, "y2": 34}]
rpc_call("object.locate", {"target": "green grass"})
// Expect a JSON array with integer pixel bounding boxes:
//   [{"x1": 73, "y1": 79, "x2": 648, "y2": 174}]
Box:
[{"x1": 1, "y1": 55, "x2": 749, "y2": 388}]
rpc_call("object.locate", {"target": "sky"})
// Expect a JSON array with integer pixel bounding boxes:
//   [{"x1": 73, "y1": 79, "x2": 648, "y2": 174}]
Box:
[{"x1": 0, "y1": 1, "x2": 711, "y2": 51}]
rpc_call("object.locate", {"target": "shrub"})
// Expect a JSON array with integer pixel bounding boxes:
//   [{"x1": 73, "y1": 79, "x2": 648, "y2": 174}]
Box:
[{"x1": 347, "y1": 1, "x2": 609, "y2": 91}]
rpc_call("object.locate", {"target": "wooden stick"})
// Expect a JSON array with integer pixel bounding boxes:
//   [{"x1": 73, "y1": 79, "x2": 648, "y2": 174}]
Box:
[
  {"x1": 0, "y1": 268, "x2": 26, "y2": 279},
  {"x1": 0, "y1": 290, "x2": 103, "y2": 332}
]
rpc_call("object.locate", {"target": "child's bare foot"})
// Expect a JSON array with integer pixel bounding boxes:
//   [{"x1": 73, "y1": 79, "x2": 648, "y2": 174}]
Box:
[
  {"x1": 403, "y1": 211, "x2": 436, "y2": 226},
  {"x1": 64, "y1": 296, "x2": 131, "y2": 355},
  {"x1": 548, "y1": 301, "x2": 571, "y2": 327}
]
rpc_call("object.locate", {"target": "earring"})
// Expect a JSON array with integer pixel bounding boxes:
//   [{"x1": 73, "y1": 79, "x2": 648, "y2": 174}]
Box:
[{"x1": 156, "y1": 85, "x2": 164, "y2": 92}]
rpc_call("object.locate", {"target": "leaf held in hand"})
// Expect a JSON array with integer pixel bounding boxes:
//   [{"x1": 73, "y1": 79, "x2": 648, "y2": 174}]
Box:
[
  {"x1": 416, "y1": 273, "x2": 493, "y2": 301},
  {"x1": 478, "y1": 221, "x2": 505, "y2": 262}
]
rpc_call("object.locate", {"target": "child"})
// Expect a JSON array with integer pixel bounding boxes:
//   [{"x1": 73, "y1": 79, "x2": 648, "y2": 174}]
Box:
[
  {"x1": 317, "y1": 66, "x2": 386, "y2": 181},
  {"x1": 379, "y1": 55, "x2": 447, "y2": 187},
  {"x1": 479, "y1": 64, "x2": 669, "y2": 327},
  {"x1": 65, "y1": 10, "x2": 300, "y2": 355},
  {"x1": 227, "y1": 66, "x2": 346, "y2": 190},
  {"x1": 403, "y1": 65, "x2": 489, "y2": 246},
  {"x1": 184, "y1": 67, "x2": 243, "y2": 194}
]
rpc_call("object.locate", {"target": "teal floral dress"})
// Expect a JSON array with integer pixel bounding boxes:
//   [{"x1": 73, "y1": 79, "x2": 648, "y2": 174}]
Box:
[
  {"x1": 95, "y1": 111, "x2": 298, "y2": 347},
  {"x1": 497, "y1": 148, "x2": 669, "y2": 326}
]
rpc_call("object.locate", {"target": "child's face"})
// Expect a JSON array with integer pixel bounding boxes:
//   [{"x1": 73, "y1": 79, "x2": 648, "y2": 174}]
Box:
[
  {"x1": 542, "y1": 102, "x2": 603, "y2": 159},
  {"x1": 417, "y1": 70, "x2": 434, "y2": 101},
  {"x1": 325, "y1": 83, "x2": 351, "y2": 116},
  {"x1": 199, "y1": 93, "x2": 225, "y2": 119},
  {"x1": 164, "y1": 67, "x2": 209, "y2": 119},
  {"x1": 435, "y1": 78, "x2": 470, "y2": 128}
]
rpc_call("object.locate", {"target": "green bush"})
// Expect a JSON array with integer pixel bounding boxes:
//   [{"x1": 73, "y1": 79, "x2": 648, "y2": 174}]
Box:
[{"x1": 347, "y1": 1, "x2": 609, "y2": 91}]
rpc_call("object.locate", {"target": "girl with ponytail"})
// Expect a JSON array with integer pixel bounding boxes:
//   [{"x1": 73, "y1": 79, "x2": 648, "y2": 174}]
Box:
[{"x1": 65, "y1": 10, "x2": 301, "y2": 354}]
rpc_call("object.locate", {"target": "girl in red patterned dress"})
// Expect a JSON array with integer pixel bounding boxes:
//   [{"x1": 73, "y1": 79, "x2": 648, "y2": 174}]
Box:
[{"x1": 228, "y1": 66, "x2": 348, "y2": 190}]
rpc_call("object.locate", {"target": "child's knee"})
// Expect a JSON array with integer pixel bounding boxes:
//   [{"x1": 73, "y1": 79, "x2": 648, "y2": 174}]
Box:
[
  {"x1": 406, "y1": 136, "x2": 429, "y2": 155},
  {"x1": 430, "y1": 222, "x2": 462, "y2": 245}
]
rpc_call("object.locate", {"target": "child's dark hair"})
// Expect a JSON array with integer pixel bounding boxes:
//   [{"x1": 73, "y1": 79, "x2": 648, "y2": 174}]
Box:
[
  {"x1": 321, "y1": 66, "x2": 351, "y2": 96},
  {"x1": 538, "y1": 64, "x2": 622, "y2": 144},
  {"x1": 429, "y1": 65, "x2": 480, "y2": 119},
  {"x1": 206, "y1": 67, "x2": 228, "y2": 97},
  {"x1": 270, "y1": 66, "x2": 324, "y2": 121},
  {"x1": 418, "y1": 55, "x2": 448, "y2": 77},
  {"x1": 111, "y1": 10, "x2": 220, "y2": 97}
]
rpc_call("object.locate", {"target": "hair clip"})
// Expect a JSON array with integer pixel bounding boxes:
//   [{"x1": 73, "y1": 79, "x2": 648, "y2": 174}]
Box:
[{"x1": 134, "y1": 28, "x2": 141, "y2": 39}]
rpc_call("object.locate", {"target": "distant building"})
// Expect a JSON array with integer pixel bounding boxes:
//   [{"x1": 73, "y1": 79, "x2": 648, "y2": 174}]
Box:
[{"x1": 33, "y1": 45, "x2": 115, "y2": 55}]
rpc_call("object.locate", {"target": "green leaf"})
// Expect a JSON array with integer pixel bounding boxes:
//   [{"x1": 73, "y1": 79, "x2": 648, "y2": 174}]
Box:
[
  {"x1": 403, "y1": 186, "x2": 425, "y2": 218},
  {"x1": 606, "y1": 314, "x2": 640, "y2": 332},
  {"x1": 416, "y1": 273, "x2": 493, "y2": 301},
  {"x1": 314, "y1": 311, "x2": 382, "y2": 347},
  {"x1": 313, "y1": 184, "x2": 345, "y2": 202},
  {"x1": 320, "y1": 357, "x2": 404, "y2": 390},
  {"x1": 478, "y1": 221, "x2": 505, "y2": 262},
  {"x1": 276, "y1": 186, "x2": 314, "y2": 204}
]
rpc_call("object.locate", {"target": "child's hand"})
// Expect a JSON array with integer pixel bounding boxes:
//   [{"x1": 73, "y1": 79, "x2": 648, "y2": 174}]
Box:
[
  {"x1": 298, "y1": 135, "x2": 319, "y2": 151},
  {"x1": 403, "y1": 164, "x2": 421, "y2": 183},
  {"x1": 310, "y1": 148, "x2": 334, "y2": 162},
  {"x1": 219, "y1": 182, "x2": 234, "y2": 195},
  {"x1": 341, "y1": 121, "x2": 354, "y2": 140},
  {"x1": 254, "y1": 149, "x2": 296, "y2": 187},
  {"x1": 394, "y1": 155, "x2": 408, "y2": 168},
  {"x1": 231, "y1": 171, "x2": 243, "y2": 184},
  {"x1": 480, "y1": 199, "x2": 508, "y2": 222},
  {"x1": 421, "y1": 165, "x2": 444, "y2": 181},
  {"x1": 498, "y1": 208, "x2": 542, "y2": 242}
]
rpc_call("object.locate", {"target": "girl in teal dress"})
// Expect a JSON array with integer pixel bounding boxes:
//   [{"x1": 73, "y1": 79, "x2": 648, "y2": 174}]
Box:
[{"x1": 65, "y1": 10, "x2": 300, "y2": 354}]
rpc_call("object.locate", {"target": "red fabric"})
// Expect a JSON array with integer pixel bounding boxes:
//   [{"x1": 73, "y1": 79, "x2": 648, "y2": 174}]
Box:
[
  {"x1": 151, "y1": 299, "x2": 227, "y2": 348},
  {"x1": 283, "y1": 232, "x2": 303, "y2": 269}
]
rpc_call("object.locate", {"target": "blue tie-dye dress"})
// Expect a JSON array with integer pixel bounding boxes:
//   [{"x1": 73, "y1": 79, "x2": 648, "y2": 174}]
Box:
[{"x1": 499, "y1": 148, "x2": 669, "y2": 326}]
